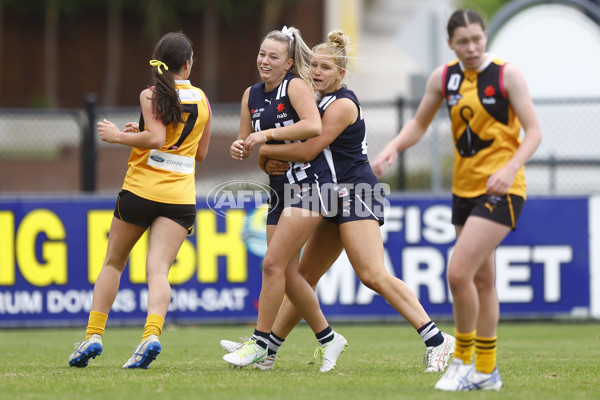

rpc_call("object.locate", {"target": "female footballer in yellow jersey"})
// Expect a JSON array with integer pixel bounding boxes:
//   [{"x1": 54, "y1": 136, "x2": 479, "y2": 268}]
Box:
[
  {"x1": 68, "y1": 32, "x2": 211, "y2": 370},
  {"x1": 373, "y1": 9, "x2": 541, "y2": 391},
  {"x1": 123, "y1": 79, "x2": 210, "y2": 205}
]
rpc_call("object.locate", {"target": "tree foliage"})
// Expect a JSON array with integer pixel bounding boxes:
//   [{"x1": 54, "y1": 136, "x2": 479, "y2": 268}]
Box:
[{"x1": 457, "y1": 0, "x2": 508, "y2": 21}]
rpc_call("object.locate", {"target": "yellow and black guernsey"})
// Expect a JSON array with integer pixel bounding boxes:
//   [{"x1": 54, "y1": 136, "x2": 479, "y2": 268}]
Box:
[
  {"x1": 442, "y1": 54, "x2": 526, "y2": 199},
  {"x1": 122, "y1": 80, "x2": 210, "y2": 204}
]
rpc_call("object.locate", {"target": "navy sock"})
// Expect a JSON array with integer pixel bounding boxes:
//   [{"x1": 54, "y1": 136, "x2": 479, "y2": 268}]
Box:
[
  {"x1": 268, "y1": 332, "x2": 285, "y2": 356},
  {"x1": 417, "y1": 321, "x2": 444, "y2": 347},
  {"x1": 251, "y1": 329, "x2": 270, "y2": 349},
  {"x1": 315, "y1": 326, "x2": 334, "y2": 345}
]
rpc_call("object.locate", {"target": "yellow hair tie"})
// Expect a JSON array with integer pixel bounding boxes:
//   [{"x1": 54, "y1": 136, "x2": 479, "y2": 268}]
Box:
[{"x1": 149, "y1": 59, "x2": 169, "y2": 74}]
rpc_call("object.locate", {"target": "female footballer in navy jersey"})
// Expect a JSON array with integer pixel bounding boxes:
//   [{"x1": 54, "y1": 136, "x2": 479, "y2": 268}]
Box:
[
  {"x1": 222, "y1": 30, "x2": 455, "y2": 373},
  {"x1": 373, "y1": 10, "x2": 542, "y2": 391},
  {"x1": 225, "y1": 26, "x2": 347, "y2": 371}
]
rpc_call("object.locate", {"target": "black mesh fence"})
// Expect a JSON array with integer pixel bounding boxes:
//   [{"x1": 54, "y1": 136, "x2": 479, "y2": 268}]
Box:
[{"x1": 1, "y1": 97, "x2": 599, "y2": 196}]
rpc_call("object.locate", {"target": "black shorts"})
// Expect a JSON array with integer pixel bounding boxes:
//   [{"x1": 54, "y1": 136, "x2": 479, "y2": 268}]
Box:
[
  {"x1": 114, "y1": 190, "x2": 196, "y2": 235},
  {"x1": 452, "y1": 194, "x2": 524, "y2": 230}
]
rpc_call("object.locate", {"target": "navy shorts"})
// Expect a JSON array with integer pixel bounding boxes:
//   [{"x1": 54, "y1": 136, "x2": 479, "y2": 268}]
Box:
[
  {"x1": 324, "y1": 185, "x2": 386, "y2": 226},
  {"x1": 452, "y1": 193, "x2": 524, "y2": 230},
  {"x1": 266, "y1": 170, "x2": 333, "y2": 225},
  {"x1": 114, "y1": 190, "x2": 196, "y2": 234}
]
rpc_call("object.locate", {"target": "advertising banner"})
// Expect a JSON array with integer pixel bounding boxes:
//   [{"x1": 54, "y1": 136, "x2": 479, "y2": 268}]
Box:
[{"x1": 0, "y1": 195, "x2": 595, "y2": 327}]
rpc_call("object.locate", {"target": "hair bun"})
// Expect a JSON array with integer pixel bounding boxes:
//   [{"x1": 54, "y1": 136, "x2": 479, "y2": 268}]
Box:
[{"x1": 328, "y1": 30, "x2": 351, "y2": 49}]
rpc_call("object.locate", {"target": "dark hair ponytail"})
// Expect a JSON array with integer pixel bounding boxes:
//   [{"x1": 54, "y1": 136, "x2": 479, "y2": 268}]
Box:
[
  {"x1": 149, "y1": 32, "x2": 193, "y2": 126},
  {"x1": 447, "y1": 9, "x2": 486, "y2": 39}
]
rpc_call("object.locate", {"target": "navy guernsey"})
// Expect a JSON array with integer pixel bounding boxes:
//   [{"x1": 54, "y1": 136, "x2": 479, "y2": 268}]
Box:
[
  {"x1": 318, "y1": 87, "x2": 380, "y2": 191},
  {"x1": 248, "y1": 73, "x2": 329, "y2": 185}
]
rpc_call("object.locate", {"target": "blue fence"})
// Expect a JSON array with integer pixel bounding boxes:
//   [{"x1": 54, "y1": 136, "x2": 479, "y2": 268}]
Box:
[{"x1": 1, "y1": 194, "x2": 597, "y2": 327}]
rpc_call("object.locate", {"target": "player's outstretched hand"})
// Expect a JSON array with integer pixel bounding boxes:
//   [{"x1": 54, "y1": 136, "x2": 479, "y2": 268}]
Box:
[
  {"x1": 97, "y1": 119, "x2": 121, "y2": 143},
  {"x1": 372, "y1": 146, "x2": 398, "y2": 177}
]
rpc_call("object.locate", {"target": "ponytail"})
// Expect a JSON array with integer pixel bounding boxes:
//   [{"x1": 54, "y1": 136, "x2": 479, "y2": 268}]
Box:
[{"x1": 147, "y1": 32, "x2": 194, "y2": 126}]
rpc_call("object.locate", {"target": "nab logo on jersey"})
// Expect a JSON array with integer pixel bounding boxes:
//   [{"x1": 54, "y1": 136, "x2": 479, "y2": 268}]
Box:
[
  {"x1": 482, "y1": 85, "x2": 497, "y2": 105},
  {"x1": 276, "y1": 102, "x2": 287, "y2": 119}
]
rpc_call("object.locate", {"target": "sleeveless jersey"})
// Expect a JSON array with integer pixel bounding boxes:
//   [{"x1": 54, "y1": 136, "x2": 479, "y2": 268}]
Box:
[
  {"x1": 248, "y1": 73, "x2": 329, "y2": 185},
  {"x1": 442, "y1": 55, "x2": 526, "y2": 198},
  {"x1": 122, "y1": 80, "x2": 210, "y2": 204},
  {"x1": 318, "y1": 87, "x2": 379, "y2": 191}
]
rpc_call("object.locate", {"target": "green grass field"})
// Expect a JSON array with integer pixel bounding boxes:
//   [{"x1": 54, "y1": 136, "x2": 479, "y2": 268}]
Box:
[{"x1": 0, "y1": 322, "x2": 599, "y2": 400}]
